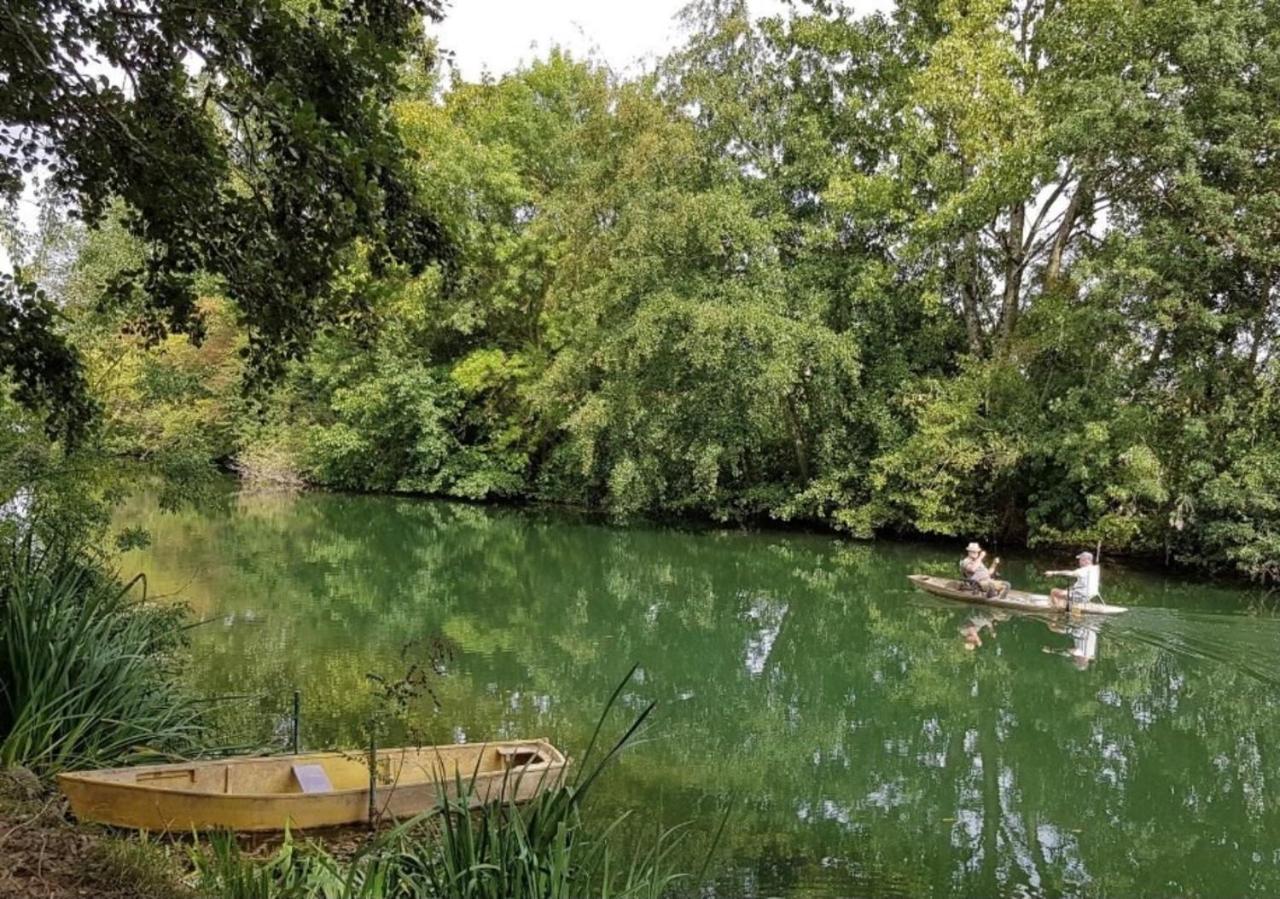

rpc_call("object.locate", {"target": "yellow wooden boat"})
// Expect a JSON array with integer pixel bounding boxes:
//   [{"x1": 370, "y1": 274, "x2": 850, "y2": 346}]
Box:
[
  {"x1": 908, "y1": 574, "x2": 1128, "y2": 615},
  {"x1": 58, "y1": 739, "x2": 566, "y2": 832}
]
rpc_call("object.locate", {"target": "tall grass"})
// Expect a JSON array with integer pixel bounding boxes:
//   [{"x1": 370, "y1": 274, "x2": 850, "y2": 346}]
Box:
[
  {"x1": 193, "y1": 667, "x2": 726, "y2": 898},
  {"x1": 0, "y1": 536, "x2": 204, "y2": 772}
]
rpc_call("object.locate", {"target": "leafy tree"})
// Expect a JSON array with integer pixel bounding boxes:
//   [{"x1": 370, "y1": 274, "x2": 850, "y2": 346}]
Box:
[
  {"x1": 47, "y1": 0, "x2": 1280, "y2": 580},
  {"x1": 0, "y1": 0, "x2": 453, "y2": 439}
]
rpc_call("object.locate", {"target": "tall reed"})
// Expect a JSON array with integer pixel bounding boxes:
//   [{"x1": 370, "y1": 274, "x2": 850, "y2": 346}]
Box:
[
  {"x1": 0, "y1": 536, "x2": 204, "y2": 772},
  {"x1": 193, "y1": 667, "x2": 725, "y2": 898}
]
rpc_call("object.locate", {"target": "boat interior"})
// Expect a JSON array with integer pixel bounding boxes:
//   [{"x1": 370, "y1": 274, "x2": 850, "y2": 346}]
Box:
[{"x1": 70, "y1": 743, "x2": 560, "y2": 796}]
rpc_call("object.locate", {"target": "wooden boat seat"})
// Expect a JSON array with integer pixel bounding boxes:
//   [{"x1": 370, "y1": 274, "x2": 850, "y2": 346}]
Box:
[
  {"x1": 292, "y1": 764, "x2": 334, "y2": 793},
  {"x1": 498, "y1": 746, "x2": 545, "y2": 768}
]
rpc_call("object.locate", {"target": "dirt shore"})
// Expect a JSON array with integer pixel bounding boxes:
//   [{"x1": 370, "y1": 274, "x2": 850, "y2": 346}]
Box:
[
  {"x1": 1, "y1": 768, "x2": 178, "y2": 898},
  {"x1": 0, "y1": 768, "x2": 395, "y2": 898}
]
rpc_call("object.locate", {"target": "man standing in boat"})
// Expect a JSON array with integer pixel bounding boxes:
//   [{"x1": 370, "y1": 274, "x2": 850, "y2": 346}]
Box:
[
  {"x1": 1046, "y1": 551, "x2": 1101, "y2": 611},
  {"x1": 960, "y1": 542, "x2": 1008, "y2": 598}
]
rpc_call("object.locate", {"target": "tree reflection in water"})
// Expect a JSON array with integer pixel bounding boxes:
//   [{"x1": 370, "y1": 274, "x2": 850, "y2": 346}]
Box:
[{"x1": 117, "y1": 486, "x2": 1280, "y2": 897}]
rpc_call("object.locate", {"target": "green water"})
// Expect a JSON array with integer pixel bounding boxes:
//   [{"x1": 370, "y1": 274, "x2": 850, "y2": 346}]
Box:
[{"x1": 117, "y1": 485, "x2": 1280, "y2": 897}]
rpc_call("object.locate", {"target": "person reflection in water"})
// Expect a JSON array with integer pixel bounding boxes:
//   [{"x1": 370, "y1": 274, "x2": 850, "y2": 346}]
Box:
[
  {"x1": 960, "y1": 611, "x2": 1007, "y2": 650},
  {"x1": 1043, "y1": 621, "x2": 1099, "y2": 669}
]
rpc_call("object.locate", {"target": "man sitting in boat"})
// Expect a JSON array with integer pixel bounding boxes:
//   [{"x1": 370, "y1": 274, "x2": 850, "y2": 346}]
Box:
[
  {"x1": 1045, "y1": 551, "x2": 1101, "y2": 610},
  {"x1": 960, "y1": 542, "x2": 1009, "y2": 598}
]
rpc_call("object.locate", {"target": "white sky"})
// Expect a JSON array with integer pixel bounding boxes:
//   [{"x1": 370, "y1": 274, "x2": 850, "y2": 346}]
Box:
[{"x1": 435, "y1": 0, "x2": 891, "y2": 81}]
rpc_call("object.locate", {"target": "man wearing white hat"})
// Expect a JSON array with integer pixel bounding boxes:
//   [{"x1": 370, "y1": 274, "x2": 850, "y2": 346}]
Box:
[
  {"x1": 960, "y1": 541, "x2": 1007, "y2": 597},
  {"x1": 1046, "y1": 551, "x2": 1101, "y2": 611}
]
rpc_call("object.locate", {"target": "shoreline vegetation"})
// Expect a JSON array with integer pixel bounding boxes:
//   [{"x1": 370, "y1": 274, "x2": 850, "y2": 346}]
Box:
[
  {"x1": 106, "y1": 449, "x2": 1259, "y2": 600},
  {"x1": 10, "y1": 0, "x2": 1276, "y2": 585},
  {"x1": 216, "y1": 459, "x2": 1260, "y2": 589}
]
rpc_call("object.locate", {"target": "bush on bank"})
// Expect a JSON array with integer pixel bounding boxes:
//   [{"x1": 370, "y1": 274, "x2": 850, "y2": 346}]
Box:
[{"x1": 0, "y1": 537, "x2": 204, "y2": 773}]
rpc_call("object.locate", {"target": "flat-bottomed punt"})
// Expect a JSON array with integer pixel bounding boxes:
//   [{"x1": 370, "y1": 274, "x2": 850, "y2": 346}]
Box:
[
  {"x1": 908, "y1": 575, "x2": 1127, "y2": 615},
  {"x1": 58, "y1": 739, "x2": 566, "y2": 832}
]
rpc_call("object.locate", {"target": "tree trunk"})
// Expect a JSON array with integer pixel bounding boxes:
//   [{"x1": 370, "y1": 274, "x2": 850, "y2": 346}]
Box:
[
  {"x1": 782, "y1": 394, "x2": 811, "y2": 482},
  {"x1": 961, "y1": 234, "x2": 986, "y2": 356},
  {"x1": 1249, "y1": 273, "x2": 1274, "y2": 373},
  {"x1": 1045, "y1": 181, "x2": 1090, "y2": 287},
  {"x1": 1141, "y1": 328, "x2": 1168, "y2": 380},
  {"x1": 997, "y1": 202, "x2": 1025, "y2": 351}
]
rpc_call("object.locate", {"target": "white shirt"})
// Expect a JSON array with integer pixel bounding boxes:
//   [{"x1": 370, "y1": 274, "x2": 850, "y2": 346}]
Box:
[{"x1": 1067, "y1": 565, "x2": 1101, "y2": 601}]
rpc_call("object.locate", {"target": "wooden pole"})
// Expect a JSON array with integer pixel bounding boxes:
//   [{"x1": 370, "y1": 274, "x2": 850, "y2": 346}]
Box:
[
  {"x1": 367, "y1": 731, "x2": 377, "y2": 830},
  {"x1": 291, "y1": 691, "x2": 300, "y2": 754}
]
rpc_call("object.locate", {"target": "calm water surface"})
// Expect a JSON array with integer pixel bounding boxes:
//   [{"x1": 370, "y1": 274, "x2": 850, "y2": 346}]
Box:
[{"x1": 117, "y1": 486, "x2": 1280, "y2": 897}]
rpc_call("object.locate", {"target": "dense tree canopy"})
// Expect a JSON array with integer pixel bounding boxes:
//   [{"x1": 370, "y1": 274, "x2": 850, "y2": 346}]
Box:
[
  {"x1": 7, "y1": 0, "x2": 1280, "y2": 580},
  {"x1": 0, "y1": 0, "x2": 451, "y2": 442}
]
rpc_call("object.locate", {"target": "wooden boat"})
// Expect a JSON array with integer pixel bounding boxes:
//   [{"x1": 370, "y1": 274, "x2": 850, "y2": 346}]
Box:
[
  {"x1": 58, "y1": 739, "x2": 566, "y2": 832},
  {"x1": 907, "y1": 575, "x2": 1128, "y2": 615}
]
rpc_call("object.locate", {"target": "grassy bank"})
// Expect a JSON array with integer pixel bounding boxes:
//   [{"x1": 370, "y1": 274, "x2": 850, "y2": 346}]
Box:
[
  {"x1": 0, "y1": 767, "x2": 195, "y2": 898},
  {"x1": 1, "y1": 770, "x2": 704, "y2": 899}
]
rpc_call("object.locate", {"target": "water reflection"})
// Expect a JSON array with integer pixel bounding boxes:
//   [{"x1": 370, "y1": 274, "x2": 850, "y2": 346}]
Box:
[
  {"x1": 115, "y1": 486, "x2": 1280, "y2": 898},
  {"x1": 1042, "y1": 622, "x2": 1100, "y2": 669},
  {"x1": 960, "y1": 611, "x2": 1008, "y2": 651}
]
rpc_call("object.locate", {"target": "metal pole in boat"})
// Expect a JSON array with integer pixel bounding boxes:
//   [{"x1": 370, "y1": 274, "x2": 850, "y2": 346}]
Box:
[
  {"x1": 368, "y1": 731, "x2": 377, "y2": 830},
  {"x1": 291, "y1": 690, "x2": 301, "y2": 754}
]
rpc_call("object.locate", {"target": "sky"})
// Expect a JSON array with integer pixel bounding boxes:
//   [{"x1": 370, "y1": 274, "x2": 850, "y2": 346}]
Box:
[{"x1": 436, "y1": 0, "x2": 783, "y2": 81}]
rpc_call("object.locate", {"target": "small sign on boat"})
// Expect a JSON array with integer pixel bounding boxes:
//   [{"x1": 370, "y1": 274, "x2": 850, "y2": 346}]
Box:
[{"x1": 292, "y1": 764, "x2": 333, "y2": 794}]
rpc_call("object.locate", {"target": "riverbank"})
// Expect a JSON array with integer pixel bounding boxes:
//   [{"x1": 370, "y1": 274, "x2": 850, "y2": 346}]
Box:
[
  {"x1": 215, "y1": 461, "x2": 1267, "y2": 588},
  {"x1": 0, "y1": 768, "x2": 192, "y2": 898},
  {"x1": 0, "y1": 770, "x2": 388, "y2": 899}
]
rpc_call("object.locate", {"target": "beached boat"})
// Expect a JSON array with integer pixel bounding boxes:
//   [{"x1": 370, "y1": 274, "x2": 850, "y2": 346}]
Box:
[
  {"x1": 58, "y1": 739, "x2": 567, "y2": 832},
  {"x1": 907, "y1": 575, "x2": 1128, "y2": 615}
]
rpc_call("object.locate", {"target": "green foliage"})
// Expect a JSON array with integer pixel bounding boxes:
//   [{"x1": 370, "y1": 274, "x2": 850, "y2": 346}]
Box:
[
  {"x1": 0, "y1": 537, "x2": 204, "y2": 772},
  {"x1": 194, "y1": 806, "x2": 696, "y2": 899},
  {"x1": 192, "y1": 833, "x2": 344, "y2": 899},
  {"x1": 43, "y1": 0, "x2": 1280, "y2": 581},
  {"x1": 0, "y1": 0, "x2": 454, "y2": 430},
  {"x1": 0, "y1": 274, "x2": 95, "y2": 445},
  {"x1": 89, "y1": 835, "x2": 196, "y2": 899}
]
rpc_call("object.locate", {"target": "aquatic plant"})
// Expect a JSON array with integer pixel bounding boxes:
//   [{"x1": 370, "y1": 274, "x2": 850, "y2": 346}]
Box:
[{"x1": 0, "y1": 536, "x2": 204, "y2": 772}]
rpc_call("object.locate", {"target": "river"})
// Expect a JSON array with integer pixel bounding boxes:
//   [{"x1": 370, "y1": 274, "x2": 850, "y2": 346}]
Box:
[{"x1": 116, "y1": 484, "x2": 1280, "y2": 897}]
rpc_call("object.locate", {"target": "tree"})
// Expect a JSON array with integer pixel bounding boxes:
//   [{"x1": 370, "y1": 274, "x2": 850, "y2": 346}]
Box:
[
  {"x1": 0, "y1": 0, "x2": 453, "y2": 440},
  {"x1": 41, "y1": 1, "x2": 1280, "y2": 579}
]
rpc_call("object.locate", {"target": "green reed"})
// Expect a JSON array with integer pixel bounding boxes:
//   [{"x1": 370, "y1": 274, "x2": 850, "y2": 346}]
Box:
[
  {"x1": 0, "y1": 536, "x2": 204, "y2": 772},
  {"x1": 192, "y1": 666, "x2": 726, "y2": 898}
]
